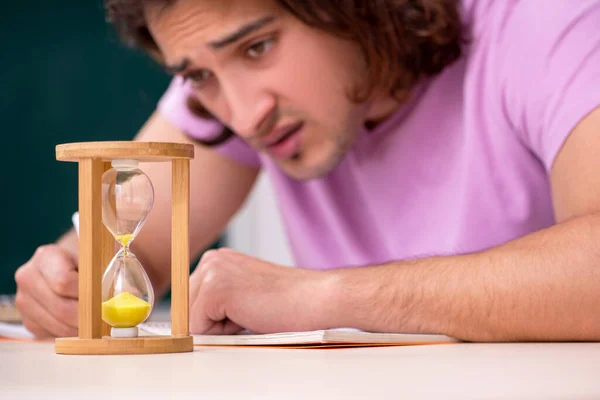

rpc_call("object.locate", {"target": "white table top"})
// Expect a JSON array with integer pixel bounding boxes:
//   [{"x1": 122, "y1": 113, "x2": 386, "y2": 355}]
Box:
[{"x1": 1, "y1": 341, "x2": 599, "y2": 399}]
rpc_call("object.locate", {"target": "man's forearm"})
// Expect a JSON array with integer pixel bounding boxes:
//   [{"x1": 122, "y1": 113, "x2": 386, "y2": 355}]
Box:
[{"x1": 328, "y1": 213, "x2": 600, "y2": 342}]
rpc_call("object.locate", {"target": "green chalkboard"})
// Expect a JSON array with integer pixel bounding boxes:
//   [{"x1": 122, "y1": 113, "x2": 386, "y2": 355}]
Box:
[{"x1": 0, "y1": 2, "x2": 173, "y2": 294}]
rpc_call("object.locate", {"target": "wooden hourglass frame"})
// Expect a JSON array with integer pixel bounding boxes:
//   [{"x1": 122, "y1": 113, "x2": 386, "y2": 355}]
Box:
[{"x1": 54, "y1": 142, "x2": 194, "y2": 355}]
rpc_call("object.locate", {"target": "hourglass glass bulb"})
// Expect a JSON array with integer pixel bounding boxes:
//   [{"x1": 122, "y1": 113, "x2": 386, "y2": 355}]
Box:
[
  {"x1": 102, "y1": 250, "x2": 155, "y2": 337},
  {"x1": 102, "y1": 159, "x2": 154, "y2": 247}
]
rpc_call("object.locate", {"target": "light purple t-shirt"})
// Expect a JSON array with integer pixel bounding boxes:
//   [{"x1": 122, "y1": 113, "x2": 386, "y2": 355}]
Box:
[{"x1": 158, "y1": 0, "x2": 600, "y2": 270}]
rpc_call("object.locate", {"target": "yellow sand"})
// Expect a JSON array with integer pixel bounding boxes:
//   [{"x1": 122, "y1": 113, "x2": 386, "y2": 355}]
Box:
[
  {"x1": 102, "y1": 292, "x2": 150, "y2": 328},
  {"x1": 115, "y1": 234, "x2": 135, "y2": 247}
]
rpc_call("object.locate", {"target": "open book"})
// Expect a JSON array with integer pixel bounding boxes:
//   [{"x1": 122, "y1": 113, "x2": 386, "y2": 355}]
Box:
[
  {"x1": 0, "y1": 321, "x2": 458, "y2": 347},
  {"x1": 139, "y1": 322, "x2": 459, "y2": 348}
]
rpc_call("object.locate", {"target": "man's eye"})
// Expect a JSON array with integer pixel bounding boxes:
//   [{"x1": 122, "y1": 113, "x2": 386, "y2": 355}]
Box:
[
  {"x1": 185, "y1": 69, "x2": 213, "y2": 88},
  {"x1": 246, "y1": 39, "x2": 274, "y2": 59}
]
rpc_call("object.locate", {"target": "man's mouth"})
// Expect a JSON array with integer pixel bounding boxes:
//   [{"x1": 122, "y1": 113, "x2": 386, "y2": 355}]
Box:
[{"x1": 263, "y1": 122, "x2": 304, "y2": 160}]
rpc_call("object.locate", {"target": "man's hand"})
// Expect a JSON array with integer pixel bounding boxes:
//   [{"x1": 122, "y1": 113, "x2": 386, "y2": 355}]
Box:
[
  {"x1": 189, "y1": 248, "x2": 333, "y2": 335},
  {"x1": 14, "y1": 244, "x2": 79, "y2": 338}
]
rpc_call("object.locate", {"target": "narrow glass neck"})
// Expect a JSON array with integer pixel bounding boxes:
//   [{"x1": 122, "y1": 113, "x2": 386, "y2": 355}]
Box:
[{"x1": 115, "y1": 234, "x2": 135, "y2": 251}]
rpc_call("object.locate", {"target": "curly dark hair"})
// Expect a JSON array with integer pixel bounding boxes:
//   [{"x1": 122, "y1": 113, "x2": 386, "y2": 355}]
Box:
[{"x1": 105, "y1": 0, "x2": 465, "y2": 145}]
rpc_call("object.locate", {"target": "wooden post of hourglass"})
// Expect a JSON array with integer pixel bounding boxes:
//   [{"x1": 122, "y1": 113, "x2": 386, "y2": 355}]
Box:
[
  {"x1": 54, "y1": 142, "x2": 194, "y2": 355},
  {"x1": 78, "y1": 158, "x2": 104, "y2": 340},
  {"x1": 101, "y1": 161, "x2": 114, "y2": 338},
  {"x1": 171, "y1": 159, "x2": 190, "y2": 337}
]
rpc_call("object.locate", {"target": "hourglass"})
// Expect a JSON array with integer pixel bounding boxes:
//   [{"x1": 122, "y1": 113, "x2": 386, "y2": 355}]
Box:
[
  {"x1": 101, "y1": 159, "x2": 155, "y2": 339},
  {"x1": 54, "y1": 141, "x2": 194, "y2": 355}
]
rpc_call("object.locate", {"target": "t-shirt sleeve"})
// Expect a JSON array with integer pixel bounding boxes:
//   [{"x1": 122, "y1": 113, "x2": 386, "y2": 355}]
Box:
[
  {"x1": 157, "y1": 76, "x2": 262, "y2": 168},
  {"x1": 497, "y1": 0, "x2": 600, "y2": 172}
]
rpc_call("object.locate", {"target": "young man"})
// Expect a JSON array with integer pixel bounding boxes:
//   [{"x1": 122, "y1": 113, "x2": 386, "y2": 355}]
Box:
[{"x1": 15, "y1": 0, "x2": 600, "y2": 341}]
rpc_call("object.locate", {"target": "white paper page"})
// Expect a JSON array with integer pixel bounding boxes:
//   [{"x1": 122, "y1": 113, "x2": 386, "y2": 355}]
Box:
[{"x1": 0, "y1": 322, "x2": 34, "y2": 340}]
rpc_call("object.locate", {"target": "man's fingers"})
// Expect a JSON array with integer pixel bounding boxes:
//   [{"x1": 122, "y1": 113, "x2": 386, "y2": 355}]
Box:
[
  {"x1": 26, "y1": 267, "x2": 79, "y2": 330},
  {"x1": 190, "y1": 259, "x2": 235, "y2": 334},
  {"x1": 211, "y1": 247, "x2": 280, "y2": 267},
  {"x1": 21, "y1": 317, "x2": 53, "y2": 339},
  {"x1": 37, "y1": 246, "x2": 78, "y2": 299},
  {"x1": 202, "y1": 319, "x2": 244, "y2": 335},
  {"x1": 189, "y1": 284, "x2": 220, "y2": 335},
  {"x1": 40, "y1": 266, "x2": 78, "y2": 299},
  {"x1": 16, "y1": 291, "x2": 77, "y2": 338},
  {"x1": 14, "y1": 245, "x2": 80, "y2": 338},
  {"x1": 199, "y1": 248, "x2": 250, "y2": 264}
]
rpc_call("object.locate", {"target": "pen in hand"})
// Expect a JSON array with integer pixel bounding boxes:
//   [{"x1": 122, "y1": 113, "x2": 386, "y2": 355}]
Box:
[{"x1": 72, "y1": 211, "x2": 80, "y2": 237}]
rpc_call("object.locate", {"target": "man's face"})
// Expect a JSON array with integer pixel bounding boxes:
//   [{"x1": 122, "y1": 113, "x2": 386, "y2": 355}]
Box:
[{"x1": 146, "y1": 0, "x2": 374, "y2": 180}]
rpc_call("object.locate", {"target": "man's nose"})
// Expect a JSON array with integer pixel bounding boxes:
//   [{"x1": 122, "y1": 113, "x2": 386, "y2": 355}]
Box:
[{"x1": 227, "y1": 88, "x2": 275, "y2": 139}]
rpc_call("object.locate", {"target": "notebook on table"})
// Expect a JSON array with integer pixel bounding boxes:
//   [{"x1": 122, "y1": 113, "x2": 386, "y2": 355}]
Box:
[
  {"x1": 139, "y1": 322, "x2": 459, "y2": 348},
  {"x1": 0, "y1": 315, "x2": 459, "y2": 347}
]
